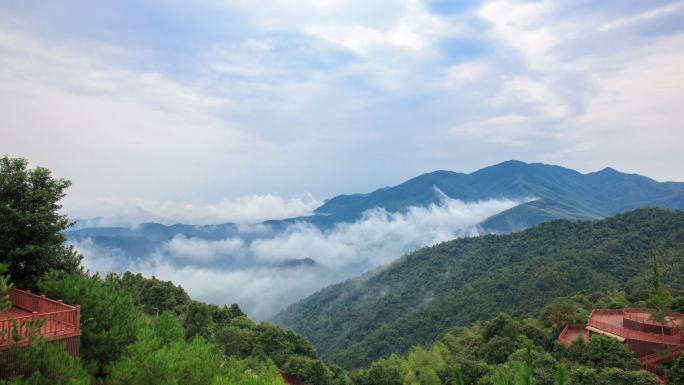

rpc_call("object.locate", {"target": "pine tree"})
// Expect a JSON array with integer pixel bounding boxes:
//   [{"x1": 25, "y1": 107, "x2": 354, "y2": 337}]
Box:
[
  {"x1": 649, "y1": 255, "x2": 673, "y2": 337},
  {"x1": 514, "y1": 362, "x2": 533, "y2": 385},
  {"x1": 0, "y1": 156, "x2": 82, "y2": 289},
  {"x1": 555, "y1": 362, "x2": 568, "y2": 385},
  {"x1": 452, "y1": 364, "x2": 465, "y2": 385}
]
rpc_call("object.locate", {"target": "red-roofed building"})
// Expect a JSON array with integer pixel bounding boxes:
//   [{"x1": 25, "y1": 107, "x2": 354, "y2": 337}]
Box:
[{"x1": 559, "y1": 308, "x2": 684, "y2": 378}]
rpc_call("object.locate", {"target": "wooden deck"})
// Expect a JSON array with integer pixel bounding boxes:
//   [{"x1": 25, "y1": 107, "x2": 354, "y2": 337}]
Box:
[
  {"x1": 0, "y1": 289, "x2": 80, "y2": 349},
  {"x1": 558, "y1": 324, "x2": 589, "y2": 346},
  {"x1": 559, "y1": 308, "x2": 684, "y2": 383},
  {"x1": 588, "y1": 309, "x2": 683, "y2": 345}
]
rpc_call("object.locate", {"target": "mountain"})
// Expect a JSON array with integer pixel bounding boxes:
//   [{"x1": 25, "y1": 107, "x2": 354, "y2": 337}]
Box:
[
  {"x1": 68, "y1": 161, "x2": 684, "y2": 254},
  {"x1": 271, "y1": 209, "x2": 684, "y2": 368},
  {"x1": 312, "y1": 161, "x2": 684, "y2": 231},
  {"x1": 67, "y1": 222, "x2": 245, "y2": 261}
]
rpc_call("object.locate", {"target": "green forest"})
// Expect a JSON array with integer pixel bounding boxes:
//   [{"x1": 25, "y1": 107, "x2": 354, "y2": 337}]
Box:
[
  {"x1": 2, "y1": 156, "x2": 684, "y2": 385},
  {"x1": 274, "y1": 208, "x2": 684, "y2": 368}
]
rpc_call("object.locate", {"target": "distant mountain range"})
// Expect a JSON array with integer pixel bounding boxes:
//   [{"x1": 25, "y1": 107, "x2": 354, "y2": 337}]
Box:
[
  {"x1": 311, "y1": 160, "x2": 684, "y2": 231},
  {"x1": 68, "y1": 160, "x2": 684, "y2": 253},
  {"x1": 271, "y1": 209, "x2": 684, "y2": 368}
]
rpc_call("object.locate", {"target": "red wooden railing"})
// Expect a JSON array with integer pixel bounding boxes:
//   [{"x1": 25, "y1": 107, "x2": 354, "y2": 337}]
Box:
[
  {"x1": 1, "y1": 288, "x2": 80, "y2": 348},
  {"x1": 588, "y1": 310, "x2": 682, "y2": 345},
  {"x1": 558, "y1": 324, "x2": 588, "y2": 346},
  {"x1": 639, "y1": 345, "x2": 684, "y2": 372},
  {"x1": 623, "y1": 308, "x2": 682, "y2": 334},
  {"x1": 9, "y1": 288, "x2": 78, "y2": 316}
]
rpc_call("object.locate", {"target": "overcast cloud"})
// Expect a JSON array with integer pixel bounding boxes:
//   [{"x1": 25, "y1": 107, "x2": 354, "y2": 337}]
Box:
[
  {"x1": 75, "y1": 196, "x2": 525, "y2": 319},
  {"x1": 71, "y1": 194, "x2": 321, "y2": 227},
  {"x1": 1, "y1": 0, "x2": 683, "y2": 221},
  {"x1": 2, "y1": 0, "x2": 684, "y2": 315}
]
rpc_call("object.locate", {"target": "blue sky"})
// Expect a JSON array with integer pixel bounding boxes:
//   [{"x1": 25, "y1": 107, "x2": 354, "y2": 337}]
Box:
[{"x1": 2, "y1": 0, "x2": 684, "y2": 224}]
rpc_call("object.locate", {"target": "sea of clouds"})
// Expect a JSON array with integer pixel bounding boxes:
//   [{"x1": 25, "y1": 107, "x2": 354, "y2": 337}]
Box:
[
  {"x1": 73, "y1": 194, "x2": 526, "y2": 320},
  {"x1": 68, "y1": 194, "x2": 322, "y2": 228}
]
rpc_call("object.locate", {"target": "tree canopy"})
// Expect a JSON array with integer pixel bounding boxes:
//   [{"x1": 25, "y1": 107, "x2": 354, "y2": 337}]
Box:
[
  {"x1": 274, "y1": 209, "x2": 684, "y2": 368},
  {"x1": 0, "y1": 156, "x2": 81, "y2": 289}
]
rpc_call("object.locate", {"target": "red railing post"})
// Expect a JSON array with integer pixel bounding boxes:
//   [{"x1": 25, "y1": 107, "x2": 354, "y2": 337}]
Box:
[
  {"x1": 40, "y1": 294, "x2": 47, "y2": 314},
  {"x1": 31, "y1": 311, "x2": 38, "y2": 339},
  {"x1": 75, "y1": 306, "x2": 80, "y2": 333}
]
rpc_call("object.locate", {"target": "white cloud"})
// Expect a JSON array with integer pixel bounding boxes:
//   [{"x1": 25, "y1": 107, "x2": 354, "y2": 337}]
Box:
[
  {"x1": 493, "y1": 76, "x2": 570, "y2": 119},
  {"x1": 68, "y1": 194, "x2": 322, "y2": 226},
  {"x1": 165, "y1": 235, "x2": 244, "y2": 264},
  {"x1": 479, "y1": 0, "x2": 559, "y2": 68},
  {"x1": 0, "y1": 26, "x2": 307, "y2": 207},
  {"x1": 303, "y1": 0, "x2": 451, "y2": 54},
  {"x1": 75, "y1": 194, "x2": 526, "y2": 319},
  {"x1": 451, "y1": 115, "x2": 544, "y2": 146},
  {"x1": 553, "y1": 33, "x2": 684, "y2": 174},
  {"x1": 440, "y1": 60, "x2": 493, "y2": 88},
  {"x1": 599, "y1": 1, "x2": 684, "y2": 32},
  {"x1": 4, "y1": 0, "x2": 683, "y2": 199}
]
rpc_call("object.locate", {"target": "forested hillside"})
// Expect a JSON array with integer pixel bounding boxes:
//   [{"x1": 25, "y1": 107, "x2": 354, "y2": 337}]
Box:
[{"x1": 273, "y1": 209, "x2": 684, "y2": 368}]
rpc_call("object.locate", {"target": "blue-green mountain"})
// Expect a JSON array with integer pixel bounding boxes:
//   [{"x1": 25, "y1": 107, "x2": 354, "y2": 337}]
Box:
[
  {"x1": 311, "y1": 160, "x2": 684, "y2": 231},
  {"x1": 68, "y1": 160, "x2": 684, "y2": 253}
]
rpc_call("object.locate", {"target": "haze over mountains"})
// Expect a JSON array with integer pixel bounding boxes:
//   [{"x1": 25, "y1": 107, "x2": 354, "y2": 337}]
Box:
[{"x1": 68, "y1": 160, "x2": 684, "y2": 319}]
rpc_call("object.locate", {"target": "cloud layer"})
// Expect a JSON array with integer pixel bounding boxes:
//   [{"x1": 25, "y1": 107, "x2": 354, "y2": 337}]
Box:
[
  {"x1": 71, "y1": 194, "x2": 321, "y2": 227},
  {"x1": 4, "y1": 0, "x2": 684, "y2": 317},
  {"x1": 2, "y1": 0, "x2": 684, "y2": 222},
  {"x1": 75, "y1": 196, "x2": 524, "y2": 319}
]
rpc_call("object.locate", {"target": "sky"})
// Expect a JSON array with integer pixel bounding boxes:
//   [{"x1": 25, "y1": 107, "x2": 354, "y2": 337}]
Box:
[{"x1": 2, "y1": 0, "x2": 684, "y2": 225}]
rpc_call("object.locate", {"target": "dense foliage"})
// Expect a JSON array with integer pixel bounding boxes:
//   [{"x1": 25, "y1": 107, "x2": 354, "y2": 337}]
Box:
[
  {"x1": 3, "y1": 268, "x2": 340, "y2": 384},
  {"x1": 670, "y1": 355, "x2": 684, "y2": 385},
  {"x1": 112, "y1": 272, "x2": 191, "y2": 315},
  {"x1": 0, "y1": 340, "x2": 90, "y2": 385},
  {"x1": 107, "y1": 312, "x2": 285, "y2": 385},
  {"x1": 28, "y1": 270, "x2": 342, "y2": 384},
  {"x1": 0, "y1": 157, "x2": 81, "y2": 289},
  {"x1": 37, "y1": 271, "x2": 143, "y2": 377},
  {"x1": 274, "y1": 209, "x2": 684, "y2": 367},
  {"x1": 352, "y1": 303, "x2": 660, "y2": 385},
  {"x1": 0, "y1": 263, "x2": 12, "y2": 311}
]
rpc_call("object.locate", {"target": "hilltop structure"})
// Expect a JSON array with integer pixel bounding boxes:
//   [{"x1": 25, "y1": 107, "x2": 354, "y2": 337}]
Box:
[
  {"x1": 559, "y1": 308, "x2": 684, "y2": 376},
  {"x1": 1, "y1": 288, "x2": 80, "y2": 378}
]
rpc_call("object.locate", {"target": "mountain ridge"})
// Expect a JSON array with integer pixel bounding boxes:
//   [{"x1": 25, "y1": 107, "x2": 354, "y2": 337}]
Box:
[{"x1": 68, "y1": 160, "x2": 684, "y2": 258}]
